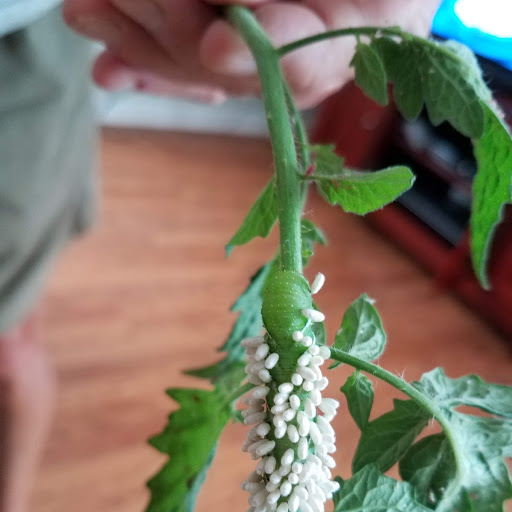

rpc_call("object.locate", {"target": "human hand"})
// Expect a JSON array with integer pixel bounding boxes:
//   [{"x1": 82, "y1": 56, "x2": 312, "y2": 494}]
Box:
[{"x1": 63, "y1": 0, "x2": 440, "y2": 108}]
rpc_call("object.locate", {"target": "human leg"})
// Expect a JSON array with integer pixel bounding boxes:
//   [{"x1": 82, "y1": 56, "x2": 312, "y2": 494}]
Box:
[{"x1": 0, "y1": 318, "x2": 56, "y2": 512}]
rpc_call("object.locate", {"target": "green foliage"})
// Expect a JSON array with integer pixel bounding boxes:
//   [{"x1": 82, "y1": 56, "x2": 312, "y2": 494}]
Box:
[
  {"x1": 309, "y1": 145, "x2": 415, "y2": 215},
  {"x1": 226, "y1": 179, "x2": 277, "y2": 255},
  {"x1": 399, "y1": 434, "x2": 455, "y2": 507},
  {"x1": 301, "y1": 219, "x2": 327, "y2": 267},
  {"x1": 437, "y1": 413, "x2": 512, "y2": 512},
  {"x1": 471, "y1": 104, "x2": 512, "y2": 288},
  {"x1": 356, "y1": 34, "x2": 512, "y2": 287},
  {"x1": 331, "y1": 342, "x2": 512, "y2": 512},
  {"x1": 352, "y1": 399, "x2": 430, "y2": 473},
  {"x1": 330, "y1": 294, "x2": 386, "y2": 368},
  {"x1": 186, "y1": 262, "x2": 273, "y2": 381},
  {"x1": 414, "y1": 367, "x2": 512, "y2": 418},
  {"x1": 146, "y1": 377, "x2": 242, "y2": 512},
  {"x1": 351, "y1": 41, "x2": 388, "y2": 106},
  {"x1": 409, "y1": 369, "x2": 512, "y2": 512},
  {"x1": 366, "y1": 37, "x2": 488, "y2": 137},
  {"x1": 369, "y1": 36, "x2": 423, "y2": 119},
  {"x1": 308, "y1": 144, "x2": 344, "y2": 176},
  {"x1": 316, "y1": 165, "x2": 415, "y2": 215},
  {"x1": 147, "y1": 11, "x2": 512, "y2": 512},
  {"x1": 333, "y1": 464, "x2": 433, "y2": 512},
  {"x1": 341, "y1": 371, "x2": 374, "y2": 430}
]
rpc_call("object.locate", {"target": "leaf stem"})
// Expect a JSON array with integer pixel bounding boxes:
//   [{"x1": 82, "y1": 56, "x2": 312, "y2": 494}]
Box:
[
  {"x1": 226, "y1": 382, "x2": 254, "y2": 405},
  {"x1": 329, "y1": 348, "x2": 465, "y2": 492},
  {"x1": 283, "y1": 81, "x2": 309, "y2": 174},
  {"x1": 278, "y1": 26, "x2": 403, "y2": 57},
  {"x1": 227, "y1": 6, "x2": 303, "y2": 273}
]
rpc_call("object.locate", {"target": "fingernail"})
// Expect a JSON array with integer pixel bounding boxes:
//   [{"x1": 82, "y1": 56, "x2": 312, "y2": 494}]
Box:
[
  {"x1": 218, "y1": 53, "x2": 257, "y2": 76},
  {"x1": 208, "y1": 91, "x2": 227, "y2": 105},
  {"x1": 104, "y1": 71, "x2": 137, "y2": 91},
  {"x1": 73, "y1": 17, "x2": 122, "y2": 47}
]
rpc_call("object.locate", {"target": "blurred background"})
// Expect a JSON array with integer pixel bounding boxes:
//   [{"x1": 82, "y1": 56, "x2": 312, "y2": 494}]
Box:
[{"x1": 31, "y1": 0, "x2": 511, "y2": 511}]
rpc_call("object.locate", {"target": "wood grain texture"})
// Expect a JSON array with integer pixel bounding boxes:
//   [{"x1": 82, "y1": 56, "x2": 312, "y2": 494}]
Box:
[{"x1": 33, "y1": 128, "x2": 511, "y2": 512}]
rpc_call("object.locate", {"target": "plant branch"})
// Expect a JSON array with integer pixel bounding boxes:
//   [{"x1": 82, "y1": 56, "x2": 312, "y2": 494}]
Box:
[
  {"x1": 226, "y1": 382, "x2": 254, "y2": 405},
  {"x1": 329, "y1": 347, "x2": 465, "y2": 496},
  {"x1": 282, "y1": 81, "x2": 310, "y2": 211},
  {"x1": 227, "y1": 6, "x2": 303, "y2": 273},
  {"x1": 283, "y1": 82, "x2": 309, "y2": 174},
  {"x1": 278, "y1": 26, "x2": 403, "y2": 56}
]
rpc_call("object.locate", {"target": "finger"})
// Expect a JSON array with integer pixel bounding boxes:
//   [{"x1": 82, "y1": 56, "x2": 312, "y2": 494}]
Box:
[
  {"x1": 63, "y1": 0, "x2": 175, "y2": 69},
  {"x1": 109, "y1": 0, "x2": 215, "y2": 66},
  {"x1": 93, "y1": 51, "x2": 227, "y2": 104},
  {"x1": 200, "y1": 2, "x2": 349, "y2": 107},
  {"x1": 64, "y1": 0, "x2": 260, "y2": 95}
]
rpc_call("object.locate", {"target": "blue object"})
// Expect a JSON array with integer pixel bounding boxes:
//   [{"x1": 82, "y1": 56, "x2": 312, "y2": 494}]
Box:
[{"x1": 432, "y1": 0, "x2": 512, "y2": 71}]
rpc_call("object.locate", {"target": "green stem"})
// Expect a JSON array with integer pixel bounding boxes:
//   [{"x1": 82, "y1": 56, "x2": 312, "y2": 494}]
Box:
[
  {"x1": 282, "y1": 81, "x2": 310, "y2": 211},
  {"x1": 283, "y1": 81, "x2": 309, "y2": 174},
  {"x1": 277, "y1": 26, "x2": 403, "y2": 56},
  {"x1": 227, "y1": 6, "x2": 302, "y2": 273},
  {"x1": 330, "y1": 348, "x2": 465, "y2": 500},
  {"x1": 226, "y1": 382, "x2": 254, "y2": 404}
]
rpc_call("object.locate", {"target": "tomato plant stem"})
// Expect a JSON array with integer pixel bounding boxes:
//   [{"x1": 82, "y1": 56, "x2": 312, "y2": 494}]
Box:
[{"x1": 227, "y1": 6, "x2": 303, "y2": 274}]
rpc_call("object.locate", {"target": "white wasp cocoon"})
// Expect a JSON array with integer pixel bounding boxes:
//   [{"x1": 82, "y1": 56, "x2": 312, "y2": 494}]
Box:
[
  {"x1": 288, "y1": 472, "x2": 299, "y2": 485},
  {"x1": 301, "y1": 309, "x2": 325, "y2": 323},
  {"x1": 265, "y1": 353, "x2": 280, "y2": 369},
  {"x1": 258, "y1": 369, "x2": 272, "y2": 383},
  {"x1": 257, "y1": 422, "x2": 271, "y2": 437},
  {"x1": 289, "y1": 394, "x2": 300, "y2": 410},
  {"x1": 282, "y1": 408, "x2": 296, "y2": 422},
  {"x1": 265, "y1": 456, "x2": 276, "y2": 474},
  {"x1": 240, "y1": 280, "x2": 339, "y2": 512},
  {"x1": 303, "y1": 381, "x2": 315, "y2": 392},
  {"x1": 278, "y1": 382, "x2": 294, "y2": 394},
  {"x1": 310, "y1": 273, "x2": 325, "y2": 295},
  {"x1": 308, "y1": 345, "x2": 320, "y2": 356},
  {"x1": 291, "y1": 373, "x2": 303, "y2": 386},
  {"x1": 255, "y1": 343, "x2": 270, "y2": 361},
  {"x1": 301, "y1": 336, "x2": 313, "y2": 347},
  {"x1": 241, "y1": 336, "x2": 265, "y2": 348},
  {"x1": 252, "y1": 386, "x2": 270, "y2": 399},
  {"x1": 245, "y1": 412, "x2": 267, "y2": 425},
  {"x1": 297, "y1": 367, "x2": 317, "y2": 382},
  {"x1": 292, "y1": 330, "x2": 304, "y2": 342}
]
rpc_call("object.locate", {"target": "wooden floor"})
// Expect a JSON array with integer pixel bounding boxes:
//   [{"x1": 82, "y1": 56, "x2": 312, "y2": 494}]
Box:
[{"x1": 33, "y1": 128, "x2": 511, "y2": 512}]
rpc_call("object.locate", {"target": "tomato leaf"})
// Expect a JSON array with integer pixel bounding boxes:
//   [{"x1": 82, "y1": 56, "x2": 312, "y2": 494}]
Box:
[
  {"x1": 226, "y1": 179, "x2": 277, "y2": 255},
  {"x1": 310, "y1": 145, "x2": 415, "y2": 215},
  {"x1": 413, "y1": 367, "x2": 512, "y2": 419},
  {"x1": 331, "y1": 294, "x2": 386, "y2": 367},
  {"x1": 351, "y1": 42, "x2": 389, "y2": 106},
  {"x1": 301, "y1": 218, "x2": 327, "y2": 267},
  {"x1": 371, "y1": 37, "x2": 488, "y2": 137},
  {"x1": 333, "y1": 464, "x2": 433, "y2": 512},
  {"x1": 471, "y1": 103, "x2": 512, "y2": 289},
  {"x1": 369, "y1": 35, "x2": 512, "y2": 287},
  {"x1": 316, "y1": 165, "x2": 415, "y2": 215},
  {"x1": 145, "y1": 377, "x2": 241, "y2": 512},
  {"x1": 186, "y1": 262, "x2": 273, "y2": 381},
  {"x1": 341, "y1": 371, "x2": 374, "y2": 431},
  {"x1": 352, "y1": 399, "x2": 430, "y2": 473},
  {"x1": 399, "y1": 434, "x2": 455, "y2": 507}
]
